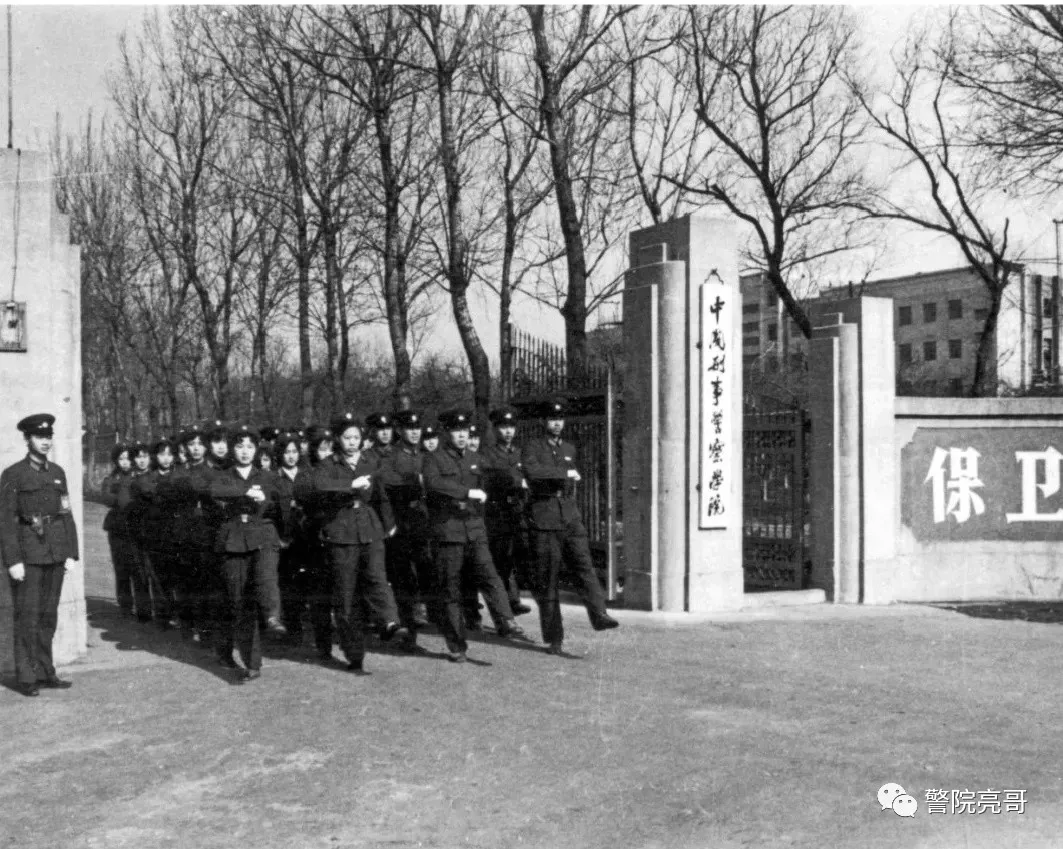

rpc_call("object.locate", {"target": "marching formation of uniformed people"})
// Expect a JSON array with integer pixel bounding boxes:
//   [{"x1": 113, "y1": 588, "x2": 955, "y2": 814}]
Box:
[{"x1": 4, "y1": 401, "x2": 620, "y2": 694}]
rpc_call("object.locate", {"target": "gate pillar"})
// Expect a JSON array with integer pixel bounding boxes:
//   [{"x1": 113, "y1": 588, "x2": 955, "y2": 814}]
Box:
[
  {"x1": 622, "y1": 214, "x2": 744, "y2": 612},
  {"x1": 807, "y1": 296, "x2": 896, "y2": 602}
]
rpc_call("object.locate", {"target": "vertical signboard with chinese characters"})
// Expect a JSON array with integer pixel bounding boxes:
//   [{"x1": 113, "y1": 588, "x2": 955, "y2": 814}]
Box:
[{"x1": 699, "y1": 281, "x2": 733, "y2": 528}]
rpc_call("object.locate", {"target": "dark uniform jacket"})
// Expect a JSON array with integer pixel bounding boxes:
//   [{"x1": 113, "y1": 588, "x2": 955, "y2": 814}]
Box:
[
  {"x1": 310, "y1": 453, "x2": 394, "y2": 545},
  {"x1": 368, "y1": 443, "x2": 395, "y2": 466},
  {"x1": 0, "y1": 455, "x2": 79, "y2": 565},
  {"x1": 130, "y1": 468, "x2": 182, "y2": 552},
  {"x1": 521, "y1": 436, "x2": 585, "y2": 532},
  {"x1": 101, "y1": 470, "x2": 136, "y2": 537},
  {"x1": 274, "y1": 467, "x2": 307, "y2": 545},
  {"x1": 379, "y1": 444, "x2": 428, "y2": 533},
  {"x1": 481, "y1": 443, "x2": 526, "y2": 537},
  {"x1": 169, "y1": 461, "x2": 224, "y2": 551},
  {"x1": 209, "y1": 466, "x2": 282, "y2": 554},
  {"x1": 422, "y1": 443, "x2": 489, "y2": 544}
]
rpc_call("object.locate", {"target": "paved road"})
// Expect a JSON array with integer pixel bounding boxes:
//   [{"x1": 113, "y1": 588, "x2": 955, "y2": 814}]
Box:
[{"x1": 1, "y1": 503, "x2": 1059, "y2": 848}]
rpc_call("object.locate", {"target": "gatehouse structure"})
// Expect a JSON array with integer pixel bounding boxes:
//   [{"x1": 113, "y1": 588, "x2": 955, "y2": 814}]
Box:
[{"x1": 0, "y1": 148, "x2": 84, "y2": 674}]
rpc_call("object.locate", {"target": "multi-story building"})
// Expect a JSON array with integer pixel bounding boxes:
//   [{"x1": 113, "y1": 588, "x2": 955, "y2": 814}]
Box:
[{"x1": 741, "y1": 266, "x2": 1060, "y2": 396}]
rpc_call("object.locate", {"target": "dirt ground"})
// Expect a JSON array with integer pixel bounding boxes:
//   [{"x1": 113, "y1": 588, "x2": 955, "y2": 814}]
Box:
[{"x1": 2, "y1": 503, "x2": 1062, "y2": 849}]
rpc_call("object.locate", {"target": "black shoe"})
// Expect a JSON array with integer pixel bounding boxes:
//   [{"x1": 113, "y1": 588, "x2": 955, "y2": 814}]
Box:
[
  {"x1": 243, "y1": 669, "x2": 262, "y2": 682},
  {"x1": 511, "y1": 601, "x2": 532, "y2": 615},
  {"x1": 449, "y1": 651, "x2": 467, "y2": 664},
  {"x1": 347, "y1": 659, "x2": 370, "y2": 675},
  {"x1": 38, "y1": 675, "x2": 72, "y2": 690},
  {"x1": 379, "y1": 622, "x2": 408, "y2": 643},
  {"x1": 399, "y1": 633, "x2": 425, "y2": 654},
  {"x1": 546, "y1": 642, "x2": 564, "y2": 655},
  {"x1": 217, "y1": 655, "x2": 239, "y2": 670},
  {"x1": 465, "y1": 620, "x2": 483, "y2": 633},
  {"x1": 18, "y1": 682, "x2": 39, "y2": 697},
  {"x1": 497, "y1": 620, "x2": 526, "y2": 639},
  {"x1": 265, "y1": 617, "x2": 288, "y2": 637},
  {"x1": 315, "y1": 648, "x2": 334, "y2": 664},
  {"x1": 591, "y1": 613, "x2": 620, "y2": 631}
]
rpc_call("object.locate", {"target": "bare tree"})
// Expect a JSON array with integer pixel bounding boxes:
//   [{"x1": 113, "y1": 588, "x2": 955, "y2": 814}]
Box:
[
  {"x1": 285, "y1": 5, "x2": 436, "y2": 408},
  {"x1": 849, "y1": 22, "x2": 1019, "y2": 396},
  {"x1": 522, "y1": 4, "x2": 638, "y2": 387},
  {"x1": 477, "y1": 26, "x2": 557, "y2": 401},
  {"x1": 674, "y1": 4, "x2": 872, "y2": 339},
  {"x1": 111, "y1": 8, "x2": 243, "y2": 418},
  {"x1": 947, "y1": 5, "x2": 1063, "y2": 189},
  {"x1": 618, "y1": 7, "x2": 710, "y2": 226}
]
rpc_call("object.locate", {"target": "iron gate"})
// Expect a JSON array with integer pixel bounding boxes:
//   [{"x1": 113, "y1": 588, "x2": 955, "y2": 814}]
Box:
[{"x1": 743, "y1": 407, "x2": 810, "y2": 590}]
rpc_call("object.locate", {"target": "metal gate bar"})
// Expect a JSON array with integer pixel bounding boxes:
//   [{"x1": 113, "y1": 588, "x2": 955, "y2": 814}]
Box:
[{"x1": 742, "y1": 409, "x2": 809, "y2": 590}]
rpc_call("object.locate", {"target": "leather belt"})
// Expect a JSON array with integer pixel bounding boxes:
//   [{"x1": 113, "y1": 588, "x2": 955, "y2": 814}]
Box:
[{"x1": 18, "y1": 514, "x2": 56, "y2": 525}]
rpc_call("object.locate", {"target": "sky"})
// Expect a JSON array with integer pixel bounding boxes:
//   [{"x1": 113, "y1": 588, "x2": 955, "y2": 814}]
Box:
[{"x1": 8, "y1": 4, "x2": 1062, "y2": 363}]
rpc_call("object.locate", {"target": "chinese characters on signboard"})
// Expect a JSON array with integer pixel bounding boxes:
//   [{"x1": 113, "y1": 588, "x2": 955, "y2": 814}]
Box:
[
  {"x1": 699, "y1": 281, "x2": 733, "y2": 529},
  {"x1": 902, "y1": 428, "x2": 1063, "y2": 540}
]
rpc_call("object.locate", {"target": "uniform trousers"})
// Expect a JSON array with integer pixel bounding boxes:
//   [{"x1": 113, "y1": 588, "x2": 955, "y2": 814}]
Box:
[
  {"x1": 219, "y1": 548, "x2": 277, "y2": 671},
  {"x1": 328, "y1": 541, "x2": 397, "y2": 664},
  {"x1": 145, "y1": 546, "x2": 182, "y2": 623},
  {"x1": 434, "y1": 536, "x2": 514, "y2": 653},
  {"x1": 180, "y1": 550, "x2": 226, "y2": 642},
  {"x1": 279, "y1": 544, "x2": 309, "y2": 637},
  {"x1": 9, "y1": 563, "x2": 65, "y2": 685},
  {"x1": 385, "y1": 528, "x2": 433, "y2": 627},
  {"x1": 280, "y1": 540, "x2": 331, "y2": 650},
  {"x1": 108, "y1": 533, "x2": 152, "y2": 618},
  {"x1": 527, "y1": 525, "x2": 608, "y2": 646}
]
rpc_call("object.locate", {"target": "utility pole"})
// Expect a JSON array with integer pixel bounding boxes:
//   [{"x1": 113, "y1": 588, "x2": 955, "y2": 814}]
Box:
[
  {"x1": 6, "y1": 6, "x2": 11, "y2": 149},
  {"x1": 1054, "y1": 219, "x2": 1062, "y2": 385}
]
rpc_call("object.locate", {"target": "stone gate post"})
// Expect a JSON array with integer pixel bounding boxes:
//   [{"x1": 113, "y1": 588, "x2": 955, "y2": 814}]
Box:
[{"x1": 621, "y1": 214, "x2": 744, "y2": 612}]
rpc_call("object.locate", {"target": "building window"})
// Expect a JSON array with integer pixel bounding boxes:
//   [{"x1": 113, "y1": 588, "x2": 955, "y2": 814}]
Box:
[
  {"x1": 974, "y1": 308, "x2": 988, "y2": 322},
  {"x1": 898, "y1": 305, "x2": 912, "y2": 326},
  {"x1": 1045, "y1": 298, "x2": 1055, "y2": 318},
  {"x1": 948, "y1": 299, "x2": 963, "y2": 319},
  {"x1": 923, "y1": 302, "x2": 937, "y2": 323},
  {"x1": 948, "y1": 378, "x2": 964, "y2": 396},
  {"x1": 743, "y1": 302, "x2": 760, "y2": 314},
  {"x1": 766, "y1": 291, "x2": 778, "y2": 307},
  {"x1": 948, "y1": 339, "x2": 962, "y2": 359},
  {"x1": 743, "y1": 321, "x2": 759, "y2": 334},
  {"x1": 767, "y1": 323, "x2": 778, "y2": 341},
  {"x1": 899, "y1": 343, "x2": 912, "y2": 364},
  {"x1": 923, "y1": 340, "x2": 937, "y2": 361}
]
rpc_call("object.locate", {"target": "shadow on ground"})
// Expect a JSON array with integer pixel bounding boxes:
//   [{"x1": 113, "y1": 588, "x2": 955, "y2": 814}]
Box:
[{"x1": 933, "y1": 600, "x2": 1063, "y2": 624}]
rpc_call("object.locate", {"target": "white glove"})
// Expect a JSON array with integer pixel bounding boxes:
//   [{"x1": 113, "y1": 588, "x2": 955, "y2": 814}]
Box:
[
  {"x1": 566, "y1": 469, "x2": 581, "y2": 482},
  {"x1": 520, "y1": 478, "x2": 529, "y2": 489},
  {"x1": 64, "y1": 559, "x2": 79, "y2": 573},
  {"x1": 352, "y1": 475, "x2": 372, "y2": 490},
  {"x1": 246, "y1": 485, "x2": 266, "y2": 503},
  {"x1": 467, "y1": 488, "x2": 487, "y2": 503},
  {"x1": 8, "y1": 562, "x2": 25, "y2": 581}
]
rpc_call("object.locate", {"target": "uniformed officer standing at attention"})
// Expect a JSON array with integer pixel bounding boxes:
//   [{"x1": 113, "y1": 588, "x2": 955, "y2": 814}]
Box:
[
  {"x1": 522, "y1": 399, "x2": 619, "y2": 654},
  {"x1": 423, "y1": 410, "x2": 524, "y2": 663},
  {"x1": 1, "y1": 414, "x2": 79, "y2": 697}
]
